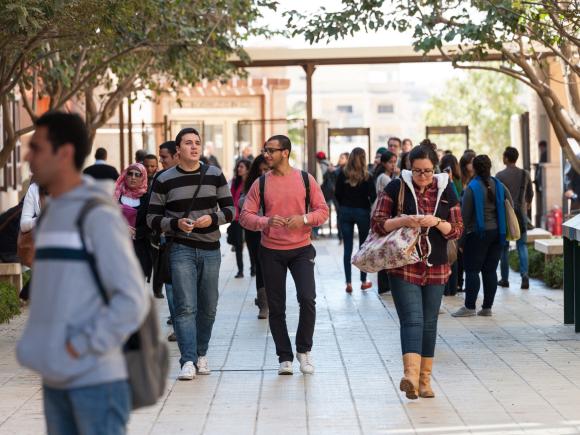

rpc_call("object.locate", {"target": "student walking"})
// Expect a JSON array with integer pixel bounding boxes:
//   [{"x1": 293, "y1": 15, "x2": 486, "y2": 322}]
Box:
[
  {"x1": 83, "y1": 147, "x2": 120, "y2": 181},
  {"x1": 147, "y1": 127, "x2": 234, "y2": 380},
  {"x1": 440, "y1": 153, "x2": 462, "y2": 296},
  {"x1": 17, "y1": 111, "x2": 149, "y2": 435},
  {"x1": 240, "y1": 135, "x2": 329, "y2": 375},
  {"x1": 229, "y1": 159, "x2": 251, "y2": 278},
  {"x1": 496, "y1": 147, "x2": 533, "y2": 289},
  {"x1": 374, "y1": 150, "x2": 397, "y2": 294},
  {"x1": 371, "y1": 141, "x2": 463, "y2": 400},
  {"x1": 115, "y1": 163, "x2": 151, "y2": 278},
  {"x1": 239, "y1": 154, "x2": 270, "y2": 319},
  {"x1": 452, "y1": 155, "x2": 513, "y2": 318},
  {"x1": 335, "y1": 147, "x2": 376, "y2": 293}
]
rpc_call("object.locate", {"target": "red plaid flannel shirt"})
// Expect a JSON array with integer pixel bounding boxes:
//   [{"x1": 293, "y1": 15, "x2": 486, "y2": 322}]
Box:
[{"x1": 371, "y1": 178, "x2": 463, "y2": 286}]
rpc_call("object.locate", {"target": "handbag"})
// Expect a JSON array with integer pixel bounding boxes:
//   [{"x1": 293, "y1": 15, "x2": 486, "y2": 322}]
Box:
[
  {"x1": 76, "y1": 198, "x2": 169, "y2": 410},
  {"x1": 17, "y1": 230, "x2": 35, "y2": 267},
  {"x1": 352, "y1": 180, "x2": 421, "y2": 273},
  {"x1": 505, "y1": 198, "x2": 521, "y2": 241},
  {"x1": 447, "y1": 239, "x2": 458, "y2": 265},
  {"x1": 157, "y1": 165, "x2": 208, "y2": 284}
]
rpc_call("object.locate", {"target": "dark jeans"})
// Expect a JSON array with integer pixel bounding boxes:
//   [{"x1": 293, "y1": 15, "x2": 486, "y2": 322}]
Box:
[
  {"x1": 389, "y1": 275, "x2": 444, "y2": 357},
  {"x1": 339, "y1": 206, "x2": 370, "y2": 283},
  {"x1": 463, "y1": 230, "x2": 503, "y2": 310},
  {"x1": 500, "y1": 231, "x2": 529, "y2": 279},
  {"x1": 259, "y1": 244, "x2": 317, "y2": 363},
  {"x1": 43, "y1": 380, "x2": 131, "y2": 435},
  {"x1": 230, "y1": 220, "x2": 245, "y2": 273},
  {"x1": 245, "y1": 229, "x2": 264, "y2": 290},
  {"x1": 445, "y1": 261, "x2": 458, "y2": 296}
]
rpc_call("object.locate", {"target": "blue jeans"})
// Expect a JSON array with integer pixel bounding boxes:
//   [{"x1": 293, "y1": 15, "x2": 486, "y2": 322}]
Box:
[
  {"x1": 339, "y1": 206, "x2": 370, "y2": 283},
  {"x1": 500, "y1": 231, "x2": 529, "y2": 279},
  {"x1": 165, "y1": 283, "x2": 175, "y2": 320},
  {"x1": 170, "y1": 243, "x2": 221, "y2": 366},
  {"x1": 43, "y1": 380, "x2": 131, "y2": 435},
  {"x1": 389, "y1": 276, "x2": 444, "y2": 357}
]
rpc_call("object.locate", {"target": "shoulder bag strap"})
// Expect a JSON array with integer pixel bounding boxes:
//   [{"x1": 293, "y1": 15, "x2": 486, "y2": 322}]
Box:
[
  {"x1": 259, "y1": 174, "x2": 266, "y2": 215},
  {"x1": 301, "y1": 170, "x2": 310, "y2": 213}
]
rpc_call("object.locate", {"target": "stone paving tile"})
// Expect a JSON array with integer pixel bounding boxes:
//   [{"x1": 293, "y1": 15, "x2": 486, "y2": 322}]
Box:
[{"x1": 0, "y1": 237, "x2": 579, "y2": 435}]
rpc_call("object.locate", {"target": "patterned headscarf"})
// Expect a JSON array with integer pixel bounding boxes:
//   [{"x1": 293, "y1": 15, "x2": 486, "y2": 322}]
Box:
[{"x1": 114, "y1": 163, "x2": 148, "y2": 200}]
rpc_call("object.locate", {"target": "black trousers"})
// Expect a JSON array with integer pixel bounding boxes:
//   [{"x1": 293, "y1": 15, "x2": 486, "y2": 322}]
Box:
[
  {"x1": 230, "y1": 220, "x2": 245, "y2": 273},
  {"x1": 259, "y1": 244, "x2": 317, "y2": 362},
  {"x1": 245, "y1": 229, "x2": 263, "y2": 290}
]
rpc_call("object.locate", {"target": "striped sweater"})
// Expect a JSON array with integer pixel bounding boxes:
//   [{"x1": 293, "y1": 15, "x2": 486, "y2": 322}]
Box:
[{"x1": 146, "y1": 164, "x2": 234, "y2": 250}]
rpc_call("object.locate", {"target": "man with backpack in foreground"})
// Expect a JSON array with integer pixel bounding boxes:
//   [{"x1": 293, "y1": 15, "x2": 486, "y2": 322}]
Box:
[
  {"x1": 240, "y1": 135, "x2": 328, "y2": 375},
  {"x1": 17, "y1": 111, "x2": 149, "y2": 435}
]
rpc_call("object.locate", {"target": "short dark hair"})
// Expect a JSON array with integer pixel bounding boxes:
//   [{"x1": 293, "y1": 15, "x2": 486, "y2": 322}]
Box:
[
  {"x1": 135, "y1": 149, "x2": 147, "y2": 163},
  {"x1": 409, "y1": 139, "x2": 439, "y2": 167},
  {"x1": 503, "y1": 146, "x2": 519, "y2": 164},
  {"x1": 539, "y1": 140, "x2": 547, "y2": 148},
  {"x1": 144, "y1": 154, "x2": 158, "y2": 162},
  {"x1": 35, "y1": 111, "x2": 89, "y2": 170},
  {"x1": 159, "y1": 140, "x2": 177, "y2": 156},
  {"x1": 94, "y1": 147, "x2": 107, "y2": 160},
  {"x1": 267, "y1": 135, "x2": 291, "y2": 152},
  {"x1": 388, "y1": 137, "x2": 402, "y2": 146},
  {"x1": 175, "y1": 128, "x2": 200, "y2": 147}
]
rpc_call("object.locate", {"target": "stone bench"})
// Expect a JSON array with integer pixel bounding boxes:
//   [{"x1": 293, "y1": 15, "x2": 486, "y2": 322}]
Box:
[
  {"x1": 535, "y1": 238, "x2": 563, "y2": 262},
  {"x1": 527, "y1": 228, "x2": 553, "y2": 243},
  {"x1": 0, "y1": 263, "x2": 22, "y2": 290}
]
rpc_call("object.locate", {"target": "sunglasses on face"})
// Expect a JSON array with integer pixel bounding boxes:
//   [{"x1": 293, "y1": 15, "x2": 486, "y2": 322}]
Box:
[
  {"x1": 261, "y1": 147, "x2": 284, "y2": 155},
  {"x1": 411, "y1": 168, "x2": 434, "y2": 177},
  {"x1": 127, "y1": 171, "x2": 142, "y2": 178}
]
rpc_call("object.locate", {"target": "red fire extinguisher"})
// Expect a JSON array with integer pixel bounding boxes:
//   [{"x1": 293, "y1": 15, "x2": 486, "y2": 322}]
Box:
[
  {"x1": 553, "y1": 206, "x2": 563, "y2": 236},
  {"x1": 546, "y1": 210, "x2": 555, "y2": 234}
]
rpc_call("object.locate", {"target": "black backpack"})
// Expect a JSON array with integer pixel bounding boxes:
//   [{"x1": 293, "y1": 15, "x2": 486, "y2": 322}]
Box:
[{"x1": 321, "y1": 169, "x2": 337, "y2": 201}]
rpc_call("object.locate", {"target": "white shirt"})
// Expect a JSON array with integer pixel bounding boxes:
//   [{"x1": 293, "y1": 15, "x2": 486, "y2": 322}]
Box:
[{"x1": 20, "y1": 183, "x2": 42, "y2": 233}]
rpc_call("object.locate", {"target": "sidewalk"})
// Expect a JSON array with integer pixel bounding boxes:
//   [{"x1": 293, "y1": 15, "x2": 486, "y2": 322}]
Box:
[{"x1": 1, "y1": 237, "x2": 579, "y2": 435}]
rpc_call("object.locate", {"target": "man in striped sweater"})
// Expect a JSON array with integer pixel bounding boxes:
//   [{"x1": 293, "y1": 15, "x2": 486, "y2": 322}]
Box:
[{"x1": 147, "y1": 128, "x2": 234, "y2": 381}]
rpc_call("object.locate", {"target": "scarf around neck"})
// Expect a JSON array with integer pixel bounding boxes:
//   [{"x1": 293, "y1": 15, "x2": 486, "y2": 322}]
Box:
[{"x1": 468, "y1": 176, "x2": 506, "y2": 246}]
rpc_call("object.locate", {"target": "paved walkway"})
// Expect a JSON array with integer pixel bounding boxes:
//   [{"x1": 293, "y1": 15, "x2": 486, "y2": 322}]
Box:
[{"x1": 0, "y1": 238, "x2": 578, "y2": 435}]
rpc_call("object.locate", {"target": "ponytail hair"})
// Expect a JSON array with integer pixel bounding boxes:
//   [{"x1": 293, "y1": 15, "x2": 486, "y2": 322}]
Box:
[{"x1": 473, "y1": 154, "x2": 494, "y2": 202}]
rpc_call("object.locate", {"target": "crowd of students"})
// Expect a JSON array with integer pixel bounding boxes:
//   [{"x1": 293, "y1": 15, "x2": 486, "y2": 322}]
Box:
[{"x1": 10, "y1": 110, "x2": 536, "y2": 434}]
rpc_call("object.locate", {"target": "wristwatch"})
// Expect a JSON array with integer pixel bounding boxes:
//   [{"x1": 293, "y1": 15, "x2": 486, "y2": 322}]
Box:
[{"x1": 303, "y1": 214, "x2": 309, "y2": 225}]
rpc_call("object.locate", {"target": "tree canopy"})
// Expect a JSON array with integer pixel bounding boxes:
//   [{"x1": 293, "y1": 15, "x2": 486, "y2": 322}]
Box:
[
  {"x1": 424, "y1": 69, "x2": 523, "y2": 159},
  {"x1": 0, "y1": 0, "x2": 276, "y2": 166},
  {"x1": 287, "y1": 0, "x2": 580, "y2": 171}
]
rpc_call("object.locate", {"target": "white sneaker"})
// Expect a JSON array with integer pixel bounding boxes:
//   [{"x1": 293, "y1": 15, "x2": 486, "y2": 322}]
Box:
[
  {"x1": 196, "y1": 356, "x2": 211, "y2": 375},
  {"x1": 178, "y1": 361, "x2": 196, "y2": 380},
  {"x1": 278, "y1": 361, "x2": 293, "y2": 375},
  {"x1": 296, "y1": 352, "x2": 315, "y2": 375}
]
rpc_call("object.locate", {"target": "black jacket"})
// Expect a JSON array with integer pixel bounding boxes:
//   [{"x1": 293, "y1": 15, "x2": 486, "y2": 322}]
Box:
[{"x1": 83, "y1": 163, "x2": 120, "y2": 182}]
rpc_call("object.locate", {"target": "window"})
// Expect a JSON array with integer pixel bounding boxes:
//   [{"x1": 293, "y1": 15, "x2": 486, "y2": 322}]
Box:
[
  {"x1": 378, "y1": 104, "x2": 394, "y2": 114},
  {"x1": 336, "y1": 105, "x2": 353, "y2": 114}
]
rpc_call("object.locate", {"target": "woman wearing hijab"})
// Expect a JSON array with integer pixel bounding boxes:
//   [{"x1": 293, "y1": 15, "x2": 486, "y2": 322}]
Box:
[{"x1": 114, "y1": 163, "x2": 150, "y2": 277}]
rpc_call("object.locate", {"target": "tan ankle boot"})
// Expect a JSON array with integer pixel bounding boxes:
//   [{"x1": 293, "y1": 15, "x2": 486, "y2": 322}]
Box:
[
  {"x1": 419, "y1": 357, "x2": 435, "y2": 398},
  {"x1": 400, "y1": 353, "x2": 421, "y2": 400}
]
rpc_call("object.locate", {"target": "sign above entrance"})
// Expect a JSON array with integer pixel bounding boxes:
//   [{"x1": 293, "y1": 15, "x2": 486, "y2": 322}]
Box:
[
  {"x1": 328, "y1": 128, "x2": 371, "y2": 137},
  {"x1": 426, "y1": 126, "x2": 468, "y2": 135}
]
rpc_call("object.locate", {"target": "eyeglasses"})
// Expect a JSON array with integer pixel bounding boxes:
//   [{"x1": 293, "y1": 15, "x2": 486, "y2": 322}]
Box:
[
  {"x1": 127, "y1": 171, "x2": 143, "y2": 178},
  {"x1": 261, "y1": 147, "x2": 284, "y2": 155},
  {"x1": 411, "y1": 168, "x2": 434, "y2": 177}
]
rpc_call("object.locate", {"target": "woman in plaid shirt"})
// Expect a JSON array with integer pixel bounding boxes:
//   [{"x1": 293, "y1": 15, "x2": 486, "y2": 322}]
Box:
[{"x1": 371, "y1": 141, "x2": 463, "y2": 400}]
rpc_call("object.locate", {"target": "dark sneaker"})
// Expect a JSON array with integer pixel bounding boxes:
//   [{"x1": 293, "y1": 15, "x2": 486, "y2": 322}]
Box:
[
  {"x1": 168, "y1": 332, "x2": 177, "y2": 342},
  {"x1": 498, "y1": 279, "x2": 510, "y2": 288},
  {"x1": 235, "y1": 271, "x2": 244, "y2": 279},
  {"x1": 521, "y1": 276, "x2": 529, "y2": 290}
]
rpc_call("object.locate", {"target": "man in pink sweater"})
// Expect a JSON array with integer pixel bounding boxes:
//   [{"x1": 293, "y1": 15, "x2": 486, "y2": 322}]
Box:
[{"x1": 240, "y1": 135, "x2": 329, "y2": 375}]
